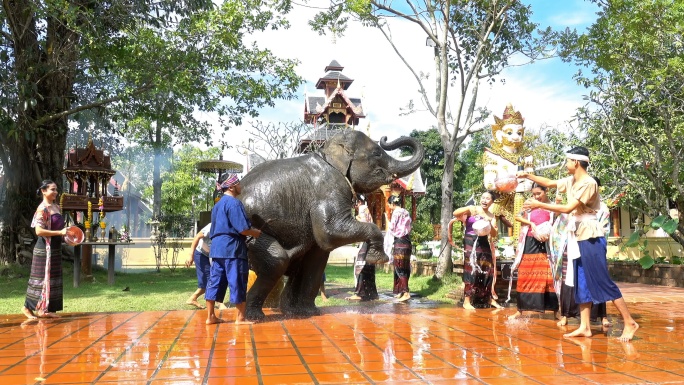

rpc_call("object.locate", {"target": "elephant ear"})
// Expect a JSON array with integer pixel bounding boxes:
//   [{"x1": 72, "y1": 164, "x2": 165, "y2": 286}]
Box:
[{"x1": 322, "y1": 131, "x2": 355, "y2": 176}]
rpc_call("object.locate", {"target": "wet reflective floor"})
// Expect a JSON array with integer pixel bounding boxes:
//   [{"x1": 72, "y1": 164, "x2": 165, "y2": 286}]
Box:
[{"x1": 2, "y1": 284, "x2": 684, "y2": 384}]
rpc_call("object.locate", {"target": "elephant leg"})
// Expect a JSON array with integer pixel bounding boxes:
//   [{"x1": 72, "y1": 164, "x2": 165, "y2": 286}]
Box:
[
  {"x1": 311, "y1": 209, "x2": 389, "y2": 265},
  {"x1": 279, "y1": 259, "x2": 301, "y2": 315},
  {"x1": 280, "y1": 248, "x2": 329, "y2": 317},
  {"x1": 246, "y1": 234, "x2": 289, "y2": 321}
]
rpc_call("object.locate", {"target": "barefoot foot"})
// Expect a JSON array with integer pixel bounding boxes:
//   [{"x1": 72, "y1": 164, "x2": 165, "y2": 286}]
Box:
[
  {"x1": 206, "y1": 315, "x2": 228, "y2": 325},
  {"x1": 617, "y1": 322, "x2": 639, "y2": 342},
  {"x1": 602, "y1": 317, "x2": 613, "y2": 327},
  {"x1": 396, "y1": 293, "x2": 411, "y2": 302},
  {"x1": 557, "y1": 316, "x2": 567, "y2": 327},
  {"x1": 186, "y1": 300, "x2": 205, "y2": 309},
  {"x1": 463, "y1": 303, "x2": 476, "y2": 310},
  {"x1": 345, "y1": 295, "x2": 362, "y2": 301},
  {"x1": 508, "y1": 311, "x2": 522, "y2": 321},
  {"x1": 22, "y1": 307, "x2": 37, "y2": 320},
  {"x1": 564, "y1": 326, "x2": 592, "y2": 338},
  {"x1": 235, "y1": 319, "x2": 254, "y2": 325},
  {"x1": 490, "y1": 299, "x2": 503, "y2": 309},
  {"x1": 38, "y1": 312, "x2": 59, "y2": 319}
]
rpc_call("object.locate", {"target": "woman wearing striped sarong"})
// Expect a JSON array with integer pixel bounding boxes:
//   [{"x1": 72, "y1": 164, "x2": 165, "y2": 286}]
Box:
[
  {"x1": 453, "y1": 192, "x2": 503, "y2": 309},
  {"x1": 509, "y1": 184, "x2": 559, "y2": 320},
  {"x1": 347, "y1": 196, "x2": 379, "y2": 301},
  {"x1": 23, "y1": 180, "x2": 67, "y2": 320}
]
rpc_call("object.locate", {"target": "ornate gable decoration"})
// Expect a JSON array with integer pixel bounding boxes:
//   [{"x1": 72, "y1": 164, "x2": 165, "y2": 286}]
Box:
[{"x1": 66, "y1": 137, "x2": 114, "y2": 175}]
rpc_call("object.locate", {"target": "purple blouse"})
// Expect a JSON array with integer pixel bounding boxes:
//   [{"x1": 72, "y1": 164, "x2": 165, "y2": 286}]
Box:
[
  {"x1": 465, "y1": 214, "x2": 492, "y2": 236},
  {"x1": 464, "y1": 215, "x2": 479, "y2": 235},
  {"x1": 51, "y1": 213, "x2": 65, "y2": 231}
]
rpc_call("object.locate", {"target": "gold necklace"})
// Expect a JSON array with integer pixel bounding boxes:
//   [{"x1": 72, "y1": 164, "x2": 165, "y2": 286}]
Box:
[{"x1": 487, "y1": 142, "x2": 529, "y2": 164}]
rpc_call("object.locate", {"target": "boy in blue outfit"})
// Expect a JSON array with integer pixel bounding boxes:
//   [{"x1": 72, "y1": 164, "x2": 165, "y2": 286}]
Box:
[
  {"x1": 185, "y1": 222, "x2": 212, "y2": 308},
  {"x1": 206, "y1": 173, "x2": 261, "y2": 325}
]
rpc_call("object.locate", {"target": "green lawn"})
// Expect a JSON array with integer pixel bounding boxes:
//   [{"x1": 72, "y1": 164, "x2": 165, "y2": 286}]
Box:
[{"x1": 0, "y1": 262, "x2": 462, "y2": 316}]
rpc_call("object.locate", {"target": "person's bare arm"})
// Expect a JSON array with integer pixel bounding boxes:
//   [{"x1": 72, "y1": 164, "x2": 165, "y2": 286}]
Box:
[
  {"x1": 453, "y1": 206, "x2": 472, "y2": 219},
  {"x1": 524, "y1": 198, "x2": 580, "y2": 214},
  {"x1": 35, "y1": 226, "x2": 66, "y2": 237},
  {"x1": 186, "y1": 231, "x2": 204, "y2": 267},
  {"x1": 516, "y1": 171, "x2": 558, "y2": 189},
  {"x1": 241, "y1": 228, "x2": 262, "y2": 238},
  {"x1": 515, "y1": 214, "x2": 533, "y2": 227}
]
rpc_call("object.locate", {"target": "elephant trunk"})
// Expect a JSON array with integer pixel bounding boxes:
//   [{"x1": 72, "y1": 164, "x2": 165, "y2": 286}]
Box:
[{"x1": 379, "y1": 136, "x2": 425, "y2": 180}]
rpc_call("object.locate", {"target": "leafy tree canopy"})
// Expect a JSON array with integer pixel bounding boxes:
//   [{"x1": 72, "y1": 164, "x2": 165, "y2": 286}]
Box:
[
  {"x1": 560, "y1": 0, "x2": 684, "y2": 246},
  {"x1": 154, "y1": 145, "x2": 222, "y2": 237},
  {"x1": 0, "y1": 0, "x2": 302, "y2": 263}
]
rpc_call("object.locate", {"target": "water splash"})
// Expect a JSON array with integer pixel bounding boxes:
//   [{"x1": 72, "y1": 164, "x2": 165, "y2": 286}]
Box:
[{"x1": 504, "y1": 316, "x2": 532, "y2": 330}]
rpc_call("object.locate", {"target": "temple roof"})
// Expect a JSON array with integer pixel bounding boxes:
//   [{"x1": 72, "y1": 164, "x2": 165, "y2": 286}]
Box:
[
  {"x1": 316, "y1": 60, "x2": 354, "y2": 90},
  {"x1": 315, "y1": 71, "x2": 353, "y2": 90},
  {"x1": 304, "y1": 94, "x2": 365, "y2": 117},
  {"x1": 324, "y1": 60, "x2": 343, "y2": 72},
  {"x1": 63, "y1": 138, "x2": 115, "y2": 175}
]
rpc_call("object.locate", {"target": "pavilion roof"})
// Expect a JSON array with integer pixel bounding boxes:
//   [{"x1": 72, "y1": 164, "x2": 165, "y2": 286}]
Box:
[
  {"x1": 63, "y1": 138, "x2": 115, "y2": 175},
  {"x1": 304, "y1": 87, "x2": 365, "y2": 118}
]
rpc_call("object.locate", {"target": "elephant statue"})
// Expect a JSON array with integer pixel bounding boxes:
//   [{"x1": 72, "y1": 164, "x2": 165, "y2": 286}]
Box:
[{"x1": 240, "y1": 130, "x2": 424, "y2": 320}]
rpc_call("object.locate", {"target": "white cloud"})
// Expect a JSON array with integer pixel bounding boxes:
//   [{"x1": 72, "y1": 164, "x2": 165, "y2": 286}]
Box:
[{"x1": 206, "y1": 1, "x2": 593, "y2": 167}]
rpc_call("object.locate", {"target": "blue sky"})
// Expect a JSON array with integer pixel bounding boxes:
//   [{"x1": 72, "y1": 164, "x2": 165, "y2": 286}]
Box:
[{"x1": 210, "y1": 0, "x2": 601, "y2": 162}]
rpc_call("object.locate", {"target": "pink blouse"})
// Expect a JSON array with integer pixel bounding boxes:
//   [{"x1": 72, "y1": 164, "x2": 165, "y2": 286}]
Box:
[
  {"x1": 390, "y1": 208, "x2": 412, "y2": 238},
  {"x1": 524, "y1": 208, "x2": 551, "y2": 236}
]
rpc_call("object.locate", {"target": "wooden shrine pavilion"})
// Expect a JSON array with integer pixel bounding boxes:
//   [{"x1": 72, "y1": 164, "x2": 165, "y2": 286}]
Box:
[
  {"x1": 61, "y1": 137, "x2": 123, "y2": 212},
  {"x1": 61, "y1": 137, "x2": 124, "y2": 281},
  {"x1": 299, "y1": 60, "x2": 424, "y2": 230}
]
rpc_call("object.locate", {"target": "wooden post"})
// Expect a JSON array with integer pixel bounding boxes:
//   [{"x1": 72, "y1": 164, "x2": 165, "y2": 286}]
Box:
[
  {"x1": 611, "y1": 208, "x2": 620, "y2": 237},
  {"x1": 73, "y1": 244, "x2": 81, "y2": 288},
  {"x1": 81, "y1": 244, "x2": 93, "y2": 281},
  {"x1": 108, "y1": 243, "x2": 116, "y2": 285}
]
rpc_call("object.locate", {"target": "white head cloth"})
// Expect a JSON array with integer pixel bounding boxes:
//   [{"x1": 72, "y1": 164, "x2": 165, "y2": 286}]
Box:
[{"x1": 565, "y1": 153, "x2": 590, "y2": 162}]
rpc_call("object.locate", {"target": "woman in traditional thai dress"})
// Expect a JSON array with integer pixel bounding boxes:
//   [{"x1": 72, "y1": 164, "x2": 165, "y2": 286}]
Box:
[
  {"x1": 23, "y1": 180, "x2": 68, "y2": 320},
  {"x1": 347, "y1": 195, "x2": 379, "y2": 301},
  {"x1": 508, "y1": 184, "x2": 559, "y2": 320},
  {"x1": 453, "y1": 191, "x2": 503, "y2": 309},
  {"x1": 388, "y1": 195, "x2": 412, "y2": 302}
]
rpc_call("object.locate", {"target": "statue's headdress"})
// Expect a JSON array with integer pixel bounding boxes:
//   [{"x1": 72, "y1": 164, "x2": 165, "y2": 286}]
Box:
[{"x1": 491, "y1": 103, "x2": 525, "y2": 135}]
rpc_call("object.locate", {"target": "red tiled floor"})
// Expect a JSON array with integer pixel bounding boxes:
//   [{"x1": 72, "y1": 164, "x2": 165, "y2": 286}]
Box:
[
  {"x1": 2, "y1": 282, "x2": 684, "y2": 384},
  {"x1": 204, "y1": 378, "x2": 259, "y2": 385},
  {"x1": 579, "y1": 372, "x2": 649, "y2": 384},
  {"x1": 206, "y1": 365, "x2": 257, "y2": 377},
  {"x1": 628, "y1": 370, "x2": 684, "y2": 383},
  {"x1": 257, "y1": 355, "x2": 303, "y2": 366},
  {"x1": 529, "y1": 375, "x2": 596, "y2": 385},
  {"x1": 314, "y1": 371, "x2": 370, "y2": 383},
  {"x1": 258, "y1": 364, "x2": 310, "y2": 376},
  {"x1": 260, "y1": 373, "x2": 315, "y2": 385}
]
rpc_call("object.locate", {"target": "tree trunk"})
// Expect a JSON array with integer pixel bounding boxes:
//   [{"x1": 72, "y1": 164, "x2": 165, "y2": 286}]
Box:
[
  {"x1": 153, "y1": 122, "x2": 163, "y2": 220},
  {"x1": 435, "y1": 143, "x2": 456, "y2": 279},
  {"x1": 0, "y1": 2, "x2": 75, "y2": 263}
]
